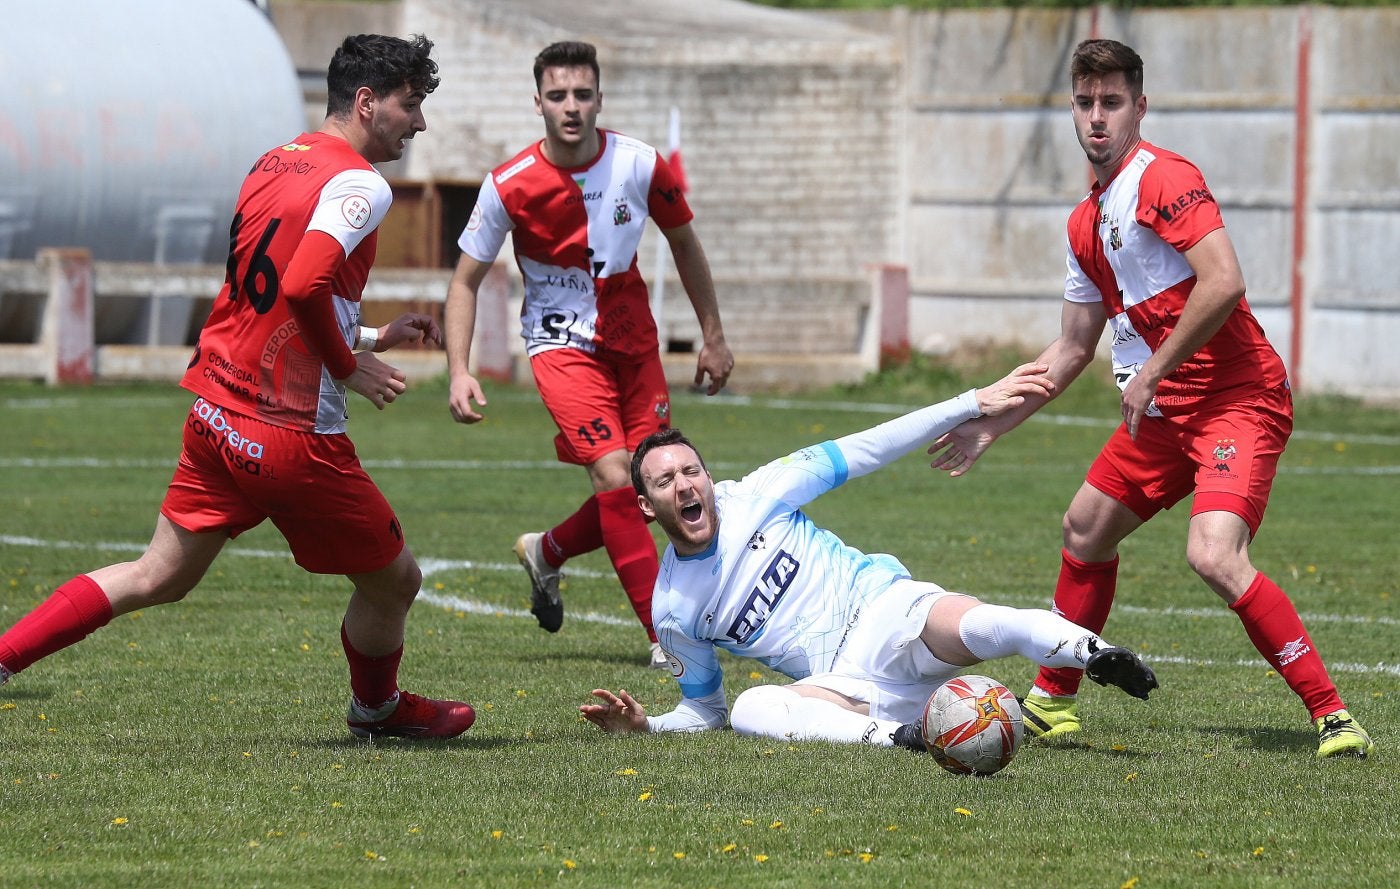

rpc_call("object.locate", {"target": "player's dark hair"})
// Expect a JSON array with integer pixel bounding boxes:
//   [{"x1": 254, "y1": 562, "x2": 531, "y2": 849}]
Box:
[
  {"x1": 533, "y1": 40, "x2": 600, "y2": 92},
  {"x1": 631, "y1": 427, "x2": 704, "y2": 496},
  {"x1": 1071, "y1": 38, "x2": 1144, "y2": 98},
  {"x1": 326, "y1": 34, "x2": 439, "y2": 117}
]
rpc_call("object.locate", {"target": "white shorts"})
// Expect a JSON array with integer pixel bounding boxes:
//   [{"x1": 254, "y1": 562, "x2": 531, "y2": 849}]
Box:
[{"x1": 792, "y1": 579, "x2": 970, "y2": 725}]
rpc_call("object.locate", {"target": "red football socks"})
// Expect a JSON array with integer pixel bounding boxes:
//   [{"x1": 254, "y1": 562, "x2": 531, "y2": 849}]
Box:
[
  {"x1": 542, "y1": 495, "x2": 603, "y2": 568},
  {"x1": 1033, "y1": 550, "x2": 1119, "y2": 697},
  {"x1": 1231, "y1": 572, "x2": 1344, "y2": 719},
  {"x1": 340, "y1": 623, "x2": 402, "y2": 710},
  {"x1": 0, "y1": 574, "x2": 114, "y2": 675},
  {"x1": 597, "y1": 486, "x2": 660, "y2": 642}
]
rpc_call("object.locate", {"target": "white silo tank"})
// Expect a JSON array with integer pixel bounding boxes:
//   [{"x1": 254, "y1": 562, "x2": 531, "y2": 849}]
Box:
[{"x1": 0, "y1": 0, "x2": 304, "y2": 264}]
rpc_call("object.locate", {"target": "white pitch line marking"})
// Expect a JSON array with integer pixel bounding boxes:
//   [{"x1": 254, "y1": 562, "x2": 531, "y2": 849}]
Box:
[{"x1": 3, "y1": 534, "x2": 1397, "y2": 678}]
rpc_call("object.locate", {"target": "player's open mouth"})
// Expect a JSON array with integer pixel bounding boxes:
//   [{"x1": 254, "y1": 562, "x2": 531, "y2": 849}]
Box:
[{"x1": 680, "y1": 502, "x2": 703, "y2": 522}]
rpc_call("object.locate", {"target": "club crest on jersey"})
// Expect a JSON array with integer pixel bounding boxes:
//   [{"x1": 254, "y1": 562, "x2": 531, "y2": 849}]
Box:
[
  {"x1": 1108, "y1": 223, "x2": 1123, "y2": 251},
  {"x1": 613, "y1": 198, "x2": 632, "y2": 225},
  {"x1": 653, "y1": 400, "x2": 670, "y2": 421},
  {"x1": 280, "y1": 142, "x2": 312, "y2": 152}
]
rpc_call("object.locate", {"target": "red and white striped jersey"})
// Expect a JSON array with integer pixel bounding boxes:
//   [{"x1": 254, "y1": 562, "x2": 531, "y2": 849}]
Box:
[
  {"x1": 1064, "y1": 141, "x2": 1287, "y2": 414},
  {"x1": 458, "y1": 129, "x2": 692, "y2": 359},
  {"x1": 182, "y1": 132, "x2": 389, "y2": 433}
]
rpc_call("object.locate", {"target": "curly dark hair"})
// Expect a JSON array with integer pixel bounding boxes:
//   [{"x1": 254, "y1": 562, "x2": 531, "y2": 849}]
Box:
[{"x1": 326, "y1": 33, "x2": 439, "y2": 117}]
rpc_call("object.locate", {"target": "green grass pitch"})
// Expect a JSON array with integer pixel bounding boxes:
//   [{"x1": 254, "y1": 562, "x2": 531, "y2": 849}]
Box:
[{"x1": 2, "y1": 365, "x2": 1396, "y2": 888}]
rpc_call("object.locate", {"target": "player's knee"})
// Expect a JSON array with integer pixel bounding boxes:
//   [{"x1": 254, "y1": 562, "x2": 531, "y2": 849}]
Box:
[
  {"x1": 1184, "y1": 538, "x2": 1235, "y2": 586},
  {"x1": 730, "y1": 685, "x2": 798, "y2": 738}
]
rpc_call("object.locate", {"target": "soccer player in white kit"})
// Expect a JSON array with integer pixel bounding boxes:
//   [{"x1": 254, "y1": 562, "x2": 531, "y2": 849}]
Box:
[{"x1": 579, "y1": 364, "x2": 1158, "y2": 747}]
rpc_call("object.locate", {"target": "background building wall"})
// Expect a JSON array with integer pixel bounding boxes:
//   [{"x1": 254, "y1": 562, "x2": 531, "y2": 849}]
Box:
[{"x1": 5, "y1": 1, "x2": 1397, "y2": 399}]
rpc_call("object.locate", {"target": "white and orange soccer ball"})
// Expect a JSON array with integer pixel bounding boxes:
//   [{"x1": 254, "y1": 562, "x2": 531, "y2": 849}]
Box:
[{"x1": 921, "y1": 674, "x2": 1024, "y2": 776}]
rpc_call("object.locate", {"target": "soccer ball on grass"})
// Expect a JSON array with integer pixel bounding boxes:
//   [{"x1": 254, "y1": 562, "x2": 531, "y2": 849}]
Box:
[{"x1": 921, "y1": 674, "x2": 1024, "y2": 776}]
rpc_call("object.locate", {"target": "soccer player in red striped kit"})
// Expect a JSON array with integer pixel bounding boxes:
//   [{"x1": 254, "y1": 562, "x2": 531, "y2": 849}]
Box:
[
  {"x1": 928, "y1": 38, "x2": 1372, "y2": 758},
  {"x1": 0, "y1": 34, "x2": 475, "y2": 740},
  {"x1": 444, "y1": 41, "x2": 733, "y2": 667}
]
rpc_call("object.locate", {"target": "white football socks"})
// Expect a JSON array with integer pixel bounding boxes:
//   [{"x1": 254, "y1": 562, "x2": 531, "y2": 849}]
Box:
[
  {"x1": 729, "y1": 685, "x2": 901, "y2": 746},
  {"x1": 957, "y1": 603, "x2": 1104, "y2": 670}
]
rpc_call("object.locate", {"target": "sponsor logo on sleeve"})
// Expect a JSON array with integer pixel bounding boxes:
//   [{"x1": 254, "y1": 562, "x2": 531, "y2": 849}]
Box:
[
  {"x1": 1152, "y1": 187, "x2": 1214, "y2": 223},
  {"x1": 496, "y1": 154, "x2": 536, "y2": 183}
]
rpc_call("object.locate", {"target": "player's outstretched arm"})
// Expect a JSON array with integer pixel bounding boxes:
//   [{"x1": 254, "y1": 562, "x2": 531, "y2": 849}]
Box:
[
  {"x1": 927, "y1": 363, "x2": 1051, "y2": 477},
  {"x1": 580, "y1": 688, "x2": 650, "y2": 734},
  {"x1": 973, "y1": 362, "x2": 1055, "y2": 417}
]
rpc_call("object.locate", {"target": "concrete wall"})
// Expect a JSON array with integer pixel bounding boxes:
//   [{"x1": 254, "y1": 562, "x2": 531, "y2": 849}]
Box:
[
  {"x1": 9, "y1": 1, "x2": 1398, "y2": 399},
  {"x1": 874, "y1": 6, "x2": 1400, "y2": 399},
  {"x1": 394, "y1": 0, "x2": 900, "y2": 358}
]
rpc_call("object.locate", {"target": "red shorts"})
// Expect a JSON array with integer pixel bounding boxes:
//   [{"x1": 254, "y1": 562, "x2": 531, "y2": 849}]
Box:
[
  {"x1": 1085, "y1": 385, "x2": 1293, "y2": 536},
  {"x1": 529, "y1": 348, "x2": 671, "y2": 465},
  {"x1": 161, "y1": 397, "x2": 405, "y2": 575}
]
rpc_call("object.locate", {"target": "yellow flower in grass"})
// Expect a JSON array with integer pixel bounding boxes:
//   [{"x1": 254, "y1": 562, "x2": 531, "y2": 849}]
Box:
[
  {"x1": 769, "y1": 820, "x2": 783, "y2": 830},
  {"x1": 563, "y1": 860, "x2": 577, "y2": 870},
  {"x1": 859, "y1": 852, "x2": 876, "y2": 863},
  {"x1": 111, "y1": 817, "x2": 128, "y2": 826},
  {"x1": 1120, "y1": 878, "x2": 1140, "y2": 889},
  {"x1": 754, "y1": 854, "x2": 769, "y2": 863},
  {"x1": 1253, "y1": 847, "x2": 1265, "y2": 857},
  {"x1": 614, "y1": 768, "x2": 637, "y2": 776},
  {"x1": 954, "y1": 807, "x2": 972, "y2": 817},
  {"x1": 638, "y1": 791, "x2": 653, "y2": 802},
  {"x1": 1, "y1": 703, "x2": 15, "y2": 710},
  {"x1": 490, "y1": 830, "x2": 503, "y2": 840},
  {"x1": 364, "y1": 850, "x2": 385, "y2": 861},
  {"x1": 673, "y1": 852, "x2": 686, "y2": 860},
  {"x1": 721, "y1": 843, "x2": 737, "y2": 854}
]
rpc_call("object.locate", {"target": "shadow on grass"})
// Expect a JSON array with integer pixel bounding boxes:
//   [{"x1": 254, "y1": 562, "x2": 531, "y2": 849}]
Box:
[{"x1": 1199, "y1": 723, "x2": 1314, "y2": 755}]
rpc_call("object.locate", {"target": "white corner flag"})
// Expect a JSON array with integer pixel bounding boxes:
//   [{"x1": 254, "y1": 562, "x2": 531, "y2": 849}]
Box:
[{"x1": 652, "y1": 106, "x2": 685, "y2": 333}]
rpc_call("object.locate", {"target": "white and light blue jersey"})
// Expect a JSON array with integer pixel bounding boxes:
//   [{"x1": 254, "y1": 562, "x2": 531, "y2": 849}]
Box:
[
  {"x1": 643, "y1": 389, "x2": 982, "y2": 733},
  {"x1": 654, "y1": 440, "x2": 913, "y2": 700}
]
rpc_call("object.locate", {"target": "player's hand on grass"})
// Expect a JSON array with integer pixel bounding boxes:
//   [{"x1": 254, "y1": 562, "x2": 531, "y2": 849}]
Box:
[
  {"x1": 376, "y1": 312, "x2": 443, "y2": 351},
  {"x1": 580, "y1": 688, "x2": 649, "y2": 734},
  {"x1": 345, "y1": 351, "x2": 407, "y2": 410},
  {"x1": 448, "y1": 372, "x2": 488, "y2": 424}
]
